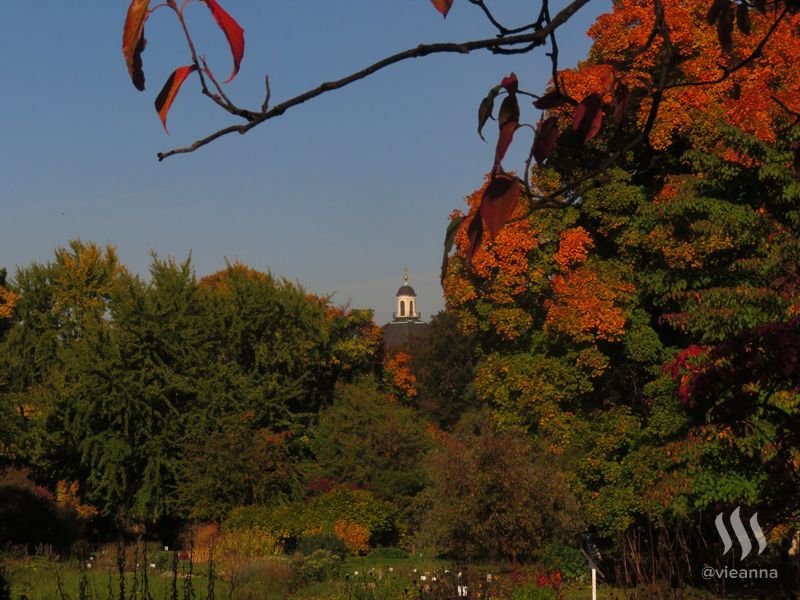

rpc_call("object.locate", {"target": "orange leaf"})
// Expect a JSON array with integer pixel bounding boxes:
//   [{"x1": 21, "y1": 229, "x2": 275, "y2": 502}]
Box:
[
  {"x1": 155, "y1": 65, "x2": 198, "y2": 132},
  {"x1": 203, "y1": 0, "x2": 245, "y2": 82},
  {"x1": 122, "y1": 0, "x2": 150, "y2": 90},
  {"x1": 479, "y1": 173, "x2": 522, "y2": 240},
  {"x1": 430, "y1": 0, "x2": 454, "y2": 17}
]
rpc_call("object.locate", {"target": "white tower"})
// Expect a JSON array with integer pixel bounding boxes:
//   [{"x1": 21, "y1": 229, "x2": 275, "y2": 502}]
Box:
[{"x1": 394, "y1": 269, "x2": 419, "y2": 320}]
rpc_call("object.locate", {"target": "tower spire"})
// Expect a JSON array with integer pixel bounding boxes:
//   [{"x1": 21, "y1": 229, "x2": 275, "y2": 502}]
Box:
[{"x1": 394, "y1": 269, "x2": 418, "y2": 321}]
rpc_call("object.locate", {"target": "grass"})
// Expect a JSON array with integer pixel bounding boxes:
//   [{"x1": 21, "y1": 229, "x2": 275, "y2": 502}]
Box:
[
  {"x1": 3, "y1": 555, "x2": 229, "y2": 600},
  {"x1": 1, "y1": 554, "x2": 728, "y2": 600}
]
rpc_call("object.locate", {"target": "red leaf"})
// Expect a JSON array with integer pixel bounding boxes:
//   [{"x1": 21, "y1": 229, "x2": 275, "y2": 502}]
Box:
[
  {"x1": 612, "y1": 82, "x2": 631, "y2": 124},
  {"x1": 532, "y1": 116, "x2": 560, "y2": 166},
  {"x1": 478, "y1": 85, "x2": 501, "y2": 142},
  {"x1": 533, "y1": 90, "x2": 570, "y2": 110},
  {"x1": 479, "y1": 174, "x2": 522, "y2": 240},
  {"x1": 572, "y1": 93, "x2": 603, "y2": 144},
  {"x1": 203, "y1": 0, "x2": 245, "y2": 82},
  {"x1": 466, "y1": 213, "x2": 483, "y2": 265},
  {"x1": 122, "y1": 0, "x2": 150, "y2": 90},
  {"x1": 155, "y1": 65, "x2": 198, "y2": 132},
  {"x1": 501, "y1": 72, "x2": 518, "y2": 94},
  {"x1": 430, "y1": 0, "x2": 454, "y2": 17},
  {"x1": 495, "y1": 94, "x2": 520, "y2": 167}
]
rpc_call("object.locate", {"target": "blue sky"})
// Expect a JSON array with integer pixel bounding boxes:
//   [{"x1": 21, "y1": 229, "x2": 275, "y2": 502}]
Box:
[{"x1": 1, "y1": 1, "x2": 609, "y2": 324}]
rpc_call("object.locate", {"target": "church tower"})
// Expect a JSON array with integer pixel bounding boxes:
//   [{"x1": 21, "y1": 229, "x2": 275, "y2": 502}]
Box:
[
  {"x1": 394, "y1": 270, "x2": 419, "y2": 321},
  {"x1": 383, "y1": 270, "x2": 429, "y2": 353}
]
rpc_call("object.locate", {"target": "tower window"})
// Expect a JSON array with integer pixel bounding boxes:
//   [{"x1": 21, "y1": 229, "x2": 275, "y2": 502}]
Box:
[
  {"x1": 410, "y1": 301, "x2": 414, "y2": 315},
  {"x1": 400, "y1": 301, "x2": 405, "y2": 316}
]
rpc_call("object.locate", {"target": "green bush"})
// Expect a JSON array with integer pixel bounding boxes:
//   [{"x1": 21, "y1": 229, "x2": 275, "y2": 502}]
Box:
[
  {"x1": 293, "y1": 549, "x2": 341, "y2": 583},
  {"x1": 224, "y1": 487, "x2": 397, "y2": 550},
  {"x1": 540, "y1": 541, "x2": 586, "y2": 581},
  {"x1": 148, "y1": 548, "x2": 172, "y2": 571},
  {"x1": 224, "y1": 504, "x2": 304, "y2": 542},
  {"x1": 306, "y1": 488, "x2": 396, "y2": 542},
  {"x1": 296, "y1": 533, "x2": 347, "y2": 558}
]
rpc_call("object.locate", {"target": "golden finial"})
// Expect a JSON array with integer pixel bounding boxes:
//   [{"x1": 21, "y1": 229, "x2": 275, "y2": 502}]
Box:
[{"x1": 403, "y1": 268, "x2": 409, "y2": 284}]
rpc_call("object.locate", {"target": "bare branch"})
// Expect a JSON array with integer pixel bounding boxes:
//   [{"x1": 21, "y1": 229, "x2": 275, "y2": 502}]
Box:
[
  {"x1": 466, "y1": 0, "x2": 539, "y2": 36},
  {"x1": 157, "y1": 0, "x2": 593, "y2": 161}
]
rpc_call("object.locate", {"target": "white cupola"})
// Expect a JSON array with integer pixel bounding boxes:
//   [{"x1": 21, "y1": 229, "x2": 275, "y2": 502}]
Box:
[{"x1": 394, "y1": 270, "x2": 418, "y2": 320}]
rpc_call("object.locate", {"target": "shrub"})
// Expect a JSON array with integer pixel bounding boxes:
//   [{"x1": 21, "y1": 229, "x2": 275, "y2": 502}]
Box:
[
  {"x1": 0, "y1": 468, "x2": 80, "y2": 553},
  {"x1": 307, "y1": 488, "x2": 396, "y2": 543},
  {"x1": 295, "y1": 532, "x2": 346, "y2": 558},
  {"x1": 540, "y1": 541, "x2": 586, "y2": 581},
  {"x1": 217, "y1": 527, "x2": 283, "y2": 563},
  {"x1": 180, "y1": 522, "x2": 221, "y2": 563},
  {"x1": 420, "y1": 426, "x2": 583, "y2": 562},
  {"x1": 224, "y1": 487, "x2": 397, "y2": 551},
  {"x1": 224, "y1": 504, "x2": 304, "y2": 542},
  {"x1": 293, "y1": 549, "x2": 341, "y2": 583},
  {"x1": 334, "y1": 520, "x2": 370, "y2": 555}
]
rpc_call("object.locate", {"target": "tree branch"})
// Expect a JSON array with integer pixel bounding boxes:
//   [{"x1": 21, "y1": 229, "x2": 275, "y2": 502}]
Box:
[
  {"x1": 157, "y1": 0, "x2": 592, "y2": 161},
  {"x1": 525, "y1": 0, "x2": 674, "y2": 208},
  {"x1": 664, "y1": 5, "x2": 790, "y2": 91}
]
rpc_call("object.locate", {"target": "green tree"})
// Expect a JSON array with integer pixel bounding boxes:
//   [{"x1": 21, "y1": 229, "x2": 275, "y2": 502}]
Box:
[
  {"x1": 310, "y1": 376, "x2": 431, "y2": 513},
  {"x1": 411, "y1": 311, "x2": 478, "y2": 430},
  {"x1": 55, "y1": 255, "x2": 204, "y2": 517},
  {"x1": 175, "y1": 263, "x2": 382, "y2": 520},
  {"x1": 420, "y1": 418, "x2": 582, "y2": 562}
]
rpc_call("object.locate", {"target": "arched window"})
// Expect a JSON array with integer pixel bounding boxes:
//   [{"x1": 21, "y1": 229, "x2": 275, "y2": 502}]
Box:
[
  {"x1": 400, "y1": 301, "x2": 405, "y2": 316},
  {"x1": 410, "y1": 301, "x2": 414, "y2": 316}
]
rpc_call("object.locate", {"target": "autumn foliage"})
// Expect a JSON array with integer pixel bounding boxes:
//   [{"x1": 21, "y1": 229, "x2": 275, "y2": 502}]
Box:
[
  {"x1": 0, "y1": 287, "x2": 19, "y2": 320},
  {"x1": 122, "y1": 0, "x2": 245, "y2": 128},
  {"x1": 11, "y1": 0, "x2": 800, "y2": 589},
  {"x1": 439, "y1": 0, "x2": 800, "y2": 582},
  {"x1": 333, "y1": 519, "x2": 370, "y2": 555},
  {"x1": 384, "y1": 351, "x2": 418, "y2": 400}
]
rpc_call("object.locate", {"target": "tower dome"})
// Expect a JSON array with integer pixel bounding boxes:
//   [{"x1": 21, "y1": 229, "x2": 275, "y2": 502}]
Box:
[
  {"x1": 383, "y1": 269, "x2": 429, "y2": 353},
  {"x1": 394, "y1": 270, "x2": 419, "y2": 320}
]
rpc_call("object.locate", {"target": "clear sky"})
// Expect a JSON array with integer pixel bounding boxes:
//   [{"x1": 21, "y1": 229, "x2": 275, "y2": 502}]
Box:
[{"x1": 1, "y1": 1, "x2": 609, "y2": 324}]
